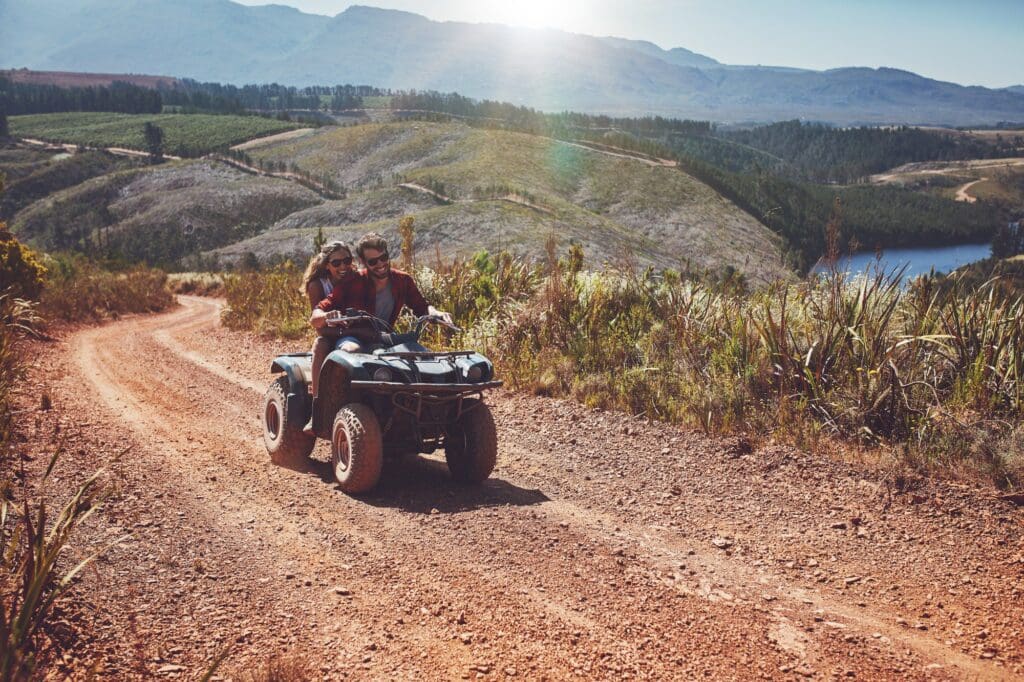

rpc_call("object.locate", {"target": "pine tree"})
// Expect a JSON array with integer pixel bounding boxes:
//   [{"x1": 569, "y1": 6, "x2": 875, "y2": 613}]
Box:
[{"x1": 144, "y1": 122, "x2": 164, "y2": 164}]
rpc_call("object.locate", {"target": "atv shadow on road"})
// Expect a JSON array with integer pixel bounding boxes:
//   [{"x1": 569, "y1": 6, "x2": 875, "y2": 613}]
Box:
[
  {"x1": 268, "y1": 447, "x2": 547, "y2": 513},
  {"x1": 355, "y1": 454, "x2": 548, "y2": 513}
]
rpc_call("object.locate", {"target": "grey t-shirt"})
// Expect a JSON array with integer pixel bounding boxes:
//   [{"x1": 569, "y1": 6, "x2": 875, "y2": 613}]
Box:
[{"x1": 375, "y1": 281, "x2": 395, "y2": 324}]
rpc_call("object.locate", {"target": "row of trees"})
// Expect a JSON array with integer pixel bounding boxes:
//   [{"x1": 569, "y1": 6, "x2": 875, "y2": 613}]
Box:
[
  {"x1": 158, "y1": 81, "x2": 385, "y2": 114},
  {"x1": 0, "y1": 77, "x2": 389, "y2": 117},
  {"x1": 388, "y1": 91, "x2": 715, "y2": 139},
  {"x1": 720, "y1": 121, "x2": 1021, "y2": 183},
  {"x1": 0, "y1": 78, "x2": 162, "y2": 115}
]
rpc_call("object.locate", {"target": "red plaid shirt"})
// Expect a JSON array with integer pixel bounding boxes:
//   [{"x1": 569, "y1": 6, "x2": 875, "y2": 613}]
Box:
[{"x1": 318, "y1": 269, "x2": 428, "y2": 327}]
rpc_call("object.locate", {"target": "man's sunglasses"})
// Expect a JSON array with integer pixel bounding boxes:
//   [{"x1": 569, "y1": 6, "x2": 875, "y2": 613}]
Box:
[
  {"x1": 365, "y1": 253, "x2": 390, "y2": 267},
  {"x1": 329, "y1": 256, "x2": 353, "y2": 267}
]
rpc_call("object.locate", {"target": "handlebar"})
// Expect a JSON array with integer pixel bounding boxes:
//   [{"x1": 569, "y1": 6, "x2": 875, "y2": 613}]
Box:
[{"x1": 325, "y1": 309, "x2": 461, "y2": 339}]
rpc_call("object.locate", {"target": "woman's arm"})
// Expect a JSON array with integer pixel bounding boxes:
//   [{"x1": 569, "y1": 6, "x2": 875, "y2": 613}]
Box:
[{"x1": 306, "y1": 279, "x2": 326, "y2": 310}]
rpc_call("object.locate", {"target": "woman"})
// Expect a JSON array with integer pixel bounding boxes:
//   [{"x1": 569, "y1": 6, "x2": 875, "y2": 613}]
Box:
[
  {"x1": 300, "y1": 240, "x2": 355, "y2": 309},
  {"x1": 300, "y1": 241, "x2": 359, "y2": 419}
]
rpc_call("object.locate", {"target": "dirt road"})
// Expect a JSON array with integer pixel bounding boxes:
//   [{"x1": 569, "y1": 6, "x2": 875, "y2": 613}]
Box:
[
  {"x1": 954, "y1": 178, "x2": 985, "y2": 203},
  {"x1": 22, "y1": 297, "x2": 1024, "y2": 679}
]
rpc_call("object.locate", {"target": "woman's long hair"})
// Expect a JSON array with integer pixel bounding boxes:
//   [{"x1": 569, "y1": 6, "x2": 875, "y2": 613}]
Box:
[{"x1": 299, "y1": 240, "x2": 352, "y2": 296}]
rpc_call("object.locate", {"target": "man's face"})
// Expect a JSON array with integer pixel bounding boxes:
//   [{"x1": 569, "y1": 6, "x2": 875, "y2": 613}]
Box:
[{"x1": 362, "y1": 247, "x2": 390, "y2": 279}]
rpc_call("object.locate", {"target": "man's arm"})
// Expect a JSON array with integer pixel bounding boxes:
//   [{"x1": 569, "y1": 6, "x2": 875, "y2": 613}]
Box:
[{"x1": 397, "y1": 270, "x2": 430, "y2": 317}]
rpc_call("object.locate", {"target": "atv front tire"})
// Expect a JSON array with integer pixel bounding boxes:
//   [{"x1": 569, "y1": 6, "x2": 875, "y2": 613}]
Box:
[
  {"x1": 263, "y1": 376, "x2": 315, "y2": 464},
  {"x1": 331, "y1": 403, "x2": 384, "y2": 493},
  {"x1": 445, "y1": 399, "x2": 497, "y2": 484}
]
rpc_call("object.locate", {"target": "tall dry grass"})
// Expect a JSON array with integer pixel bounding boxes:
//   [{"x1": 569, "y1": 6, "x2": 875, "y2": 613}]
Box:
[
  {"x1": 38, "y1": 253, "x2": 174, "y2": 322},
  {"x1": 223, "y1": 246, "x2": 1024, "y2": 488},
  {"x1": 220, "y1": 261, "x2": 310, "y2": 339}
]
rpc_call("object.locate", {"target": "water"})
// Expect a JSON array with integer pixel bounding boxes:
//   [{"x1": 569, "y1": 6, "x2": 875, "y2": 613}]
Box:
[{"x1": 813, "y1": 243, "x2": 992, "y2": 280}]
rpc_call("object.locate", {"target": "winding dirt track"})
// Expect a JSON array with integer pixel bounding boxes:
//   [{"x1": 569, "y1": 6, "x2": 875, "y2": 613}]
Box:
[{"x1": 28, "y1": 297, "x2": 1024, "y2": 679}]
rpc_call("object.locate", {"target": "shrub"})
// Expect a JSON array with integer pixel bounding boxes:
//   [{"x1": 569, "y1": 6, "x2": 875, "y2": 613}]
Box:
[
  {"x1": 37, "y1": 254, "x2": 174, "y2": 322},
  {"x1": 0, "y1": 232, "x2": 46, "y2": 302}
]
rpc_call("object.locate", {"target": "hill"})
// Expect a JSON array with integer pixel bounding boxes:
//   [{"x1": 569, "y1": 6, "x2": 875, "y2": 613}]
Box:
[
  {"x1": 4, "y1": 120, "x2": 791, "y2": 282},
  {"x1": 214, "y1": 121, "x2": 792, "y2": 282},
  {"x1": 10, "y1": 159, "x2": 323, "y2": 263},
  {"x1": 3, "y1": 1, "x2": 1024, "y2": 125}
]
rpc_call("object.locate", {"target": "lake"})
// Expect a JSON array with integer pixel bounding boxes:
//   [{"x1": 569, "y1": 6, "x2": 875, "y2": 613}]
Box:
[{"x1": 812, "y1": 243, "x2": 992, "y2": 280}]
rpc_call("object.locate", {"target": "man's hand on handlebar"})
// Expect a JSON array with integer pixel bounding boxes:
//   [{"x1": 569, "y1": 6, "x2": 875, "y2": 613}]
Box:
[{"x1": 428, "y1": 305, "x2": 453, "y2": 326}]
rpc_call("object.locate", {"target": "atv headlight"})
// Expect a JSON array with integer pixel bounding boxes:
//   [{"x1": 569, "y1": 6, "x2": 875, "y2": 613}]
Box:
[
  {"x1": 373, "y1": 367, "x2": 393, "y2": 382},
  {"x1": 466, "y1": 365, "x2": 483, "y2": 381}
]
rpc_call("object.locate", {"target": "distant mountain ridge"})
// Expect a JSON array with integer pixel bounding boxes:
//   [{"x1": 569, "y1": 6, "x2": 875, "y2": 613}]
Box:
[{"x1": 2, "y1": 0, "x2": 1023, "y2": 125}]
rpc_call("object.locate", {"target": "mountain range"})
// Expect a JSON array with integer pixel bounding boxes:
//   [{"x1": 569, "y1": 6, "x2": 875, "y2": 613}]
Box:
[{"x1": 2, "y1": 0, "x2": 1024, "y2": 125}]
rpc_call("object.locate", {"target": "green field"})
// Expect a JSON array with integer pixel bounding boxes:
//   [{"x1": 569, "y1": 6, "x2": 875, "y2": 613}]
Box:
[
  {"x1": 9, "y1": 112, "x2": 304, "y2": 157},
  {"x1": 361, "y1": 96, "x2": 392, "y2": 109}
]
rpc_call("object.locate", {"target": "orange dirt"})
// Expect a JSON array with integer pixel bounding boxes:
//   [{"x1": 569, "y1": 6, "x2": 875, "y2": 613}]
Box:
[{"x1": 12, "y1": 296, "x2": 1024, "y2": 680}]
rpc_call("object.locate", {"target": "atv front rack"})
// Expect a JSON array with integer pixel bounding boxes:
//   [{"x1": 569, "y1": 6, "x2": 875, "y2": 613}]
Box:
[
  {"x1": 349, "y1": 380, "x2": 503, "y2": 393},
  {"x1": 375, "y1": 350, "x2": 478, "y2": 360}
]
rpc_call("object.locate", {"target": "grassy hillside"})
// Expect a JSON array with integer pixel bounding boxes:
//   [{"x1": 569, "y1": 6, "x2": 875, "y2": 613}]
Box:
[
  {"x1": 12, "y1": 160, "x2": 322, "y2": 264},
  {"x1": 9, "y1": 112, "x2": 303, "y2": 157},
  {"x1": 214, "y1": 199, "x2": 664, "y2": 271},
  {"x1": 239, "y1": 121, "x2": 791, "y2": 283},
  {"x1": 0, "y1": 146, "x2": 141, "y2": 219}
]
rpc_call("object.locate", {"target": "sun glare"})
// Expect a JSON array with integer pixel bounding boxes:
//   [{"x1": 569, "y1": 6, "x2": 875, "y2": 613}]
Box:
[{"x1": 487, "y1": 0, "x2": 584, "y2": 31}]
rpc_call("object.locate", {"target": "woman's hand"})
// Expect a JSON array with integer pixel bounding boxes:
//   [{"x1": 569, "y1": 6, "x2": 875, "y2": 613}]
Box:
[{"x1": 310, "y1": 308, "x2": 328, "y2": 329}]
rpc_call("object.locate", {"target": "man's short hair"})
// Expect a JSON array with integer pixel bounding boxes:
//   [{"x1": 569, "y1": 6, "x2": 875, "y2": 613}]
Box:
[{"x1": 356, "y1": 232, "x2": 389, "y2": 260}]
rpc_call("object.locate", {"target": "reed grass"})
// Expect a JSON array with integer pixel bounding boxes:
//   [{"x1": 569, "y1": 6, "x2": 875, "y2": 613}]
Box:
[{"x1": 1, "y1": 452, "x2": 124, "y2": 681}]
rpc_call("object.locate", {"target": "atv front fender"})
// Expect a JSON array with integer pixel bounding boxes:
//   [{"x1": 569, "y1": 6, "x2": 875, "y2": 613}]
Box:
[{"x1": 270, "y1": 354, "x2": 312, "y2": 427}]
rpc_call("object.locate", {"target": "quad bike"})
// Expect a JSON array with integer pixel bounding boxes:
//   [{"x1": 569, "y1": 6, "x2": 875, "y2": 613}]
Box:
[{"x1": 262, "y1": 310, "x2": 502, "y2": 493}]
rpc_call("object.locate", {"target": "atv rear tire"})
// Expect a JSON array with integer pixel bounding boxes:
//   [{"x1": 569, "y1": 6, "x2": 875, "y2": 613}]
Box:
[
  {"x1": 263, "y1": 376, "x2": 315, "y2": 464},
  {"x1": 331, "y1": 403, "x2": 384, "y2": 493},
  {"x1": 445, "y1": 399, "x2": 497, "y2": 484}
]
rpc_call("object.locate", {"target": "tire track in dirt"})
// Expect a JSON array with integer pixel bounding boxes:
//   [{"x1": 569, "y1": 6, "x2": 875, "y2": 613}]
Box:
[{"x1": 59, "y1": 296, "x2": 1023, "y2": 679}]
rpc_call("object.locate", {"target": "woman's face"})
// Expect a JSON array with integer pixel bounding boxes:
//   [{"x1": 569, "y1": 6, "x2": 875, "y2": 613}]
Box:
[{"x1": 325, "y1": 248, "x2": 354, "y2": 280}]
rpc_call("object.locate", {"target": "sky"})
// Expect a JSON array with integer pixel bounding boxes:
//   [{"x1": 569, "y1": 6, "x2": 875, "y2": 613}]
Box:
[{"x1": 234, "y1": 0, "x2": 1024, "y2": 88}]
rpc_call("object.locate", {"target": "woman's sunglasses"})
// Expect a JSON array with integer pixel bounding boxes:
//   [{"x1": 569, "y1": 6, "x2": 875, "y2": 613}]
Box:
[
  {"x1": 365, "y1": 253, "x2": 390, "y2": 267},
  {"x1": 329, "y1": 256, "x2": 354, "y2": 267}
]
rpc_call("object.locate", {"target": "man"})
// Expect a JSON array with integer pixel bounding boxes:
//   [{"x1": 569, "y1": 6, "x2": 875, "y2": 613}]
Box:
[{"x1": 310, "y1": 231, "x2": 452, "y2": 343}]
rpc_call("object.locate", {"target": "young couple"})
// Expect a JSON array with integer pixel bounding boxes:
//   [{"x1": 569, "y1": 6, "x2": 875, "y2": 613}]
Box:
[{"x1": 300, "y1": 232, "x2": 452, "y2": 405}]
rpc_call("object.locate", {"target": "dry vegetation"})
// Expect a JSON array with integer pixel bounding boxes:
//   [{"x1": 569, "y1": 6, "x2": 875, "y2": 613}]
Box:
[{"x1": 222, "y1": 237, "x2": 1024, "y2": 490}]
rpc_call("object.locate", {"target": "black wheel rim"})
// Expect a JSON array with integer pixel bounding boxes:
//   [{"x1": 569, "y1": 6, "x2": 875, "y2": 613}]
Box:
[
  {"x1": 333, "y1": 425, "x2": 350, "y2": 475},
  {"x1": 265, "y1": 401, "x2": 281, "y2": 441}
]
